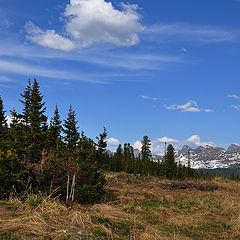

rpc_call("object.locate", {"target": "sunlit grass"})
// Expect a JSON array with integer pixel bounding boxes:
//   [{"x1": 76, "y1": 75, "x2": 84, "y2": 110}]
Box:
[{"x1": 0, "y1": 173, "x2": 240, "y2": 239}]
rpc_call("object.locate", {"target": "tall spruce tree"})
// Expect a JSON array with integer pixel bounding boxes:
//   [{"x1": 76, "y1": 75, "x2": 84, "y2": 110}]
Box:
[
  {"x1": 49, "y1": 105, "x2": 62, "y2": 148},
  {"x1": 19, "y1": 79, "x2": 47, "y2": 163},
  {"x1": 165, "y1": 144, "x2": 177, "y2": 179},
  {"x1": 63, "y1": 105, "x2": 79, "y2": 153},
  {"x1": 113, "y1": 144, "x2": 123, "y2": 171},
  {"x1": 29, "y1": 79, "x2": 48, "y2": 163},
  {"x1": 96, "y1": 127, "x2": 108, "y2": 168},
  {"x1": 0, "y1": 96, "x2": 7, "y2": 140},
  {"x1": 141, "y1": 136, "x2": 152, "y2": 174},
  {"x1": 20, "y1": 80, "x2": 31, "y2": 127},
  {"x1": 19, "y1": 80, "x2": 32, "y2": 162},
  {"x1": 9, "y1": 110, "x2": 25, "y2": 157}
]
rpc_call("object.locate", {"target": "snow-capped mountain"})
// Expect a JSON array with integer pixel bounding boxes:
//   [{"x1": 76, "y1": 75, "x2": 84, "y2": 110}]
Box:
[
  {"x1": 131, "y1": 144, "x2": 240, "y2": 169},
  {"x1": 175, "y1": 145, "x2": 240, "y2": 169}
]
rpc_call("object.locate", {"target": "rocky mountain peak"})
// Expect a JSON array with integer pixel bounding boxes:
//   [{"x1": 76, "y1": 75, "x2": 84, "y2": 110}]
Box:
[{"x1": 227, "y1": 144, "x2": 240, "y2": 152}]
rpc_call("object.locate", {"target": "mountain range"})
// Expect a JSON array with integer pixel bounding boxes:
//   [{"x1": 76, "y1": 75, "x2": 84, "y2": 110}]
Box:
[{"x1": 133, "y1": 144, "x2": 240, "y2": 169}]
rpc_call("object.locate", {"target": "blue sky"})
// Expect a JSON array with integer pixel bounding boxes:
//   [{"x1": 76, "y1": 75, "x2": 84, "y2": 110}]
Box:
[{"x1": 1, "y1": 0, "x2": 240, "y2": 154}]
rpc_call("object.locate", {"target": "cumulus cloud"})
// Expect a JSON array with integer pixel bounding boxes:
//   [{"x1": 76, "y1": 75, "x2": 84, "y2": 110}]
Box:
[
  {"x1": 25, "y1": 0, "x2": 144, "y2": 51},
  {"x1": 107, "y1": 137, "x2": 120, "y2": 146},
  {"x1": 228, "y1": 94, "x2": 240, "y2": 99},
  {"x1": 25, "y1": 22, "x2": 76, "y2": 51},
  {"x1": 166, "y1": 100, "x2": 213, "y2": 113},
  {"x1": 133, "y1": 140, "x2": 142, "y2": 151},
  {"x1": 157, "y1": 136, "x2": 179, "y2": 143},
  {"x1": 6, "y1": 116, "x2": 12, "y2": 126},
  {"x1": 166, "y1": 100, "x2": 201, "y2": 112},
  {"x1": 151, "y1": 144, "x2": 165, "y2": 155},
  {"x1": 134, "y1": 135, "x2": 215, "y2": 155},
  {"x1": 187, "y1": 135, "x2": 213, "y2": 146}
]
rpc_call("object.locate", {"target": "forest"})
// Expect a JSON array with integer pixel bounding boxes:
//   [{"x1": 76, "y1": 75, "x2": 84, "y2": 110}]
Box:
[{"x1": 0, "y1": 79, "x2": 208, "y2": 204}]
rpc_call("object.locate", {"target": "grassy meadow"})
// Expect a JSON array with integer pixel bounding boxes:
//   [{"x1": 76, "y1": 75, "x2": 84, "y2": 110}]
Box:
[{"x1": 1, "y1": 172, "x2": 240, "y2": 240}]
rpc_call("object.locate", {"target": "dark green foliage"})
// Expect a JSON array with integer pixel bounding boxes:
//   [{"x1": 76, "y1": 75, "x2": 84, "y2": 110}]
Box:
[
  {"x1": 0, "y1": 139, "x2": 29, "y2": 198},
  {"x1": 75, "y1": 132, "x2": 106, "y2": 203},
  {"x1": 0, "y1": 79, "x2": 107, "y2": 204},
  {"x1": 96, "y1": 127, "x2": 109, "y2": 169},
  {"x1": 0, "y1": 78, "x2": 216, "y2": 204},
  {"x1": 48, "y1": 105, "x2": 62, "y2": 149},
  {"x1": 108, "y1": 141, "x2": 199, "y2": 180},
  {"x1": 0, "y1": 96, "x2": 8, "y2": 140},
  {"x1": 63, "y1": 105, "x2": 79, "y2": 154},
  {"x1": 165, "y1": 144, "x2": 177, "y2": 179},
  {"x1": 141, "y1": 136, "x2": 151, "y2": 161},
  {"x1": 29, "y1": 79, "x2": 48, "y2": 163},
  {"x1": 19, "y1": 80, "x2": 32, "y2": 162},
  {"x1": 18, "y1": 79, "x2": 47, "y2": 164},
  {"x1": 111, "y1": 144, "x2": 123, "y2": 172}
]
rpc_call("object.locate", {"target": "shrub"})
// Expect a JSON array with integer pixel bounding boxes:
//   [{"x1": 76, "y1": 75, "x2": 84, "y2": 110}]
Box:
[{"x1": 0, "y1": 140, "x2": 29, "y2": 199}]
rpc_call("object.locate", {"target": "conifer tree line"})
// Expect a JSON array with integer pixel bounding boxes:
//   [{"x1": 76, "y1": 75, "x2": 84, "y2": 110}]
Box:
[
  {"x1": 0, "y1": 79, "x2": 200, "y2": 203},
  {"x1": 106, "y1": 136, "x2": 197, "y2": 179},
  {"x1": 0, "y1": 79, "x2": 107, "y2": 203}
]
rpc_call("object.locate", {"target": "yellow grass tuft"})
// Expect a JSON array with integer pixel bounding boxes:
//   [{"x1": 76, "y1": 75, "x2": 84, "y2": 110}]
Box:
[{"x1": 1, "y1": 174, "x2": 240, "y2": 239}]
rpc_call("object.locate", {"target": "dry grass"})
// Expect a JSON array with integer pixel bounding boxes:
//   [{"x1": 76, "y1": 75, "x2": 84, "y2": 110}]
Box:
[{"x1": 1, "y1": 173, "x2": 240, "y2": 239}]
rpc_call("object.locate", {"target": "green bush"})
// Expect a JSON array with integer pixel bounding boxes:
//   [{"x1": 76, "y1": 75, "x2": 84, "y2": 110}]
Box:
[
  {"x1": 75, "y1": 182, "x2": 105, "y2": 204},
  {"x1": 0, "y1": 140, "x2": 29, "y2": 199}
]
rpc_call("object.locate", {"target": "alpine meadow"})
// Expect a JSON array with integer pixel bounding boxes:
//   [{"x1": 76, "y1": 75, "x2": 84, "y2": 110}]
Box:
[{"x1": 1, "y1": 0, "x2": 240, "y2": 239}]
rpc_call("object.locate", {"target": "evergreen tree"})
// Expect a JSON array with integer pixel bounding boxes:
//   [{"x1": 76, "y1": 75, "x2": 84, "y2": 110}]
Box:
[
  {"x1": 9, "y1": 110, "x2": 25, "y2": 157},
  {"x1": 114, "y1": 144, "x2": 123, "y2": 171},
  {"x1": 141, "y1": 136, "x2": 152, "y2": 174},
  {"x1": 75, "y1": 132, "x2": 106, "y2": 203},
  {"x1": 63, "y1": 105, "x2": 79, "y2": 154},
  {"x1": 19, "y1": 80, "x2": 32, "y2": 162},
  {"x1": 49, "y1": 105, "x2": 62, "y2": 149},
  {"x1": 165, "y1": 144, "x2": 177, "y2": 179},
  {"x1": 0, "y1": 139, "x2": 29, "y2": 198},
  {"x1": 123, "y1": 143, "x2": 129, "y2": 172},
  {"x1": 20, "y1": 80, "x2": 32, "y2": 127},
  {"x1": 19, "y1": 79, "x2": 47, "y2": 163},
  {"x1": 96, "y1": 127, "x2": 108, "y2": 168},
  {"x1": 0, "y1": 96, "x2": 7, "y2": 140},
  {"x1": 29, "y1": 79, "x2": 48, "y2": 163}
]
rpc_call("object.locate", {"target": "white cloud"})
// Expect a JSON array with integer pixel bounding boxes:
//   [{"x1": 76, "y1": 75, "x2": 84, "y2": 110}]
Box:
[
  {"x1": 151, "y1": 144, "x2": 165, "y2": 155},
  {"x1": 157, "y1": 136, "x2": 179, "y2": 143},
  {"x1": 187, "y1": 135, "x2": 213, "y2": 146},
  {"x1": 180, "y1": 47, "x2": 188, "y2": 52},
  {"x1": 134, "y1": 135, "x2": 216, "y2": 155},
  {"x1": 25, "y1": 0, "x2": 144, "y2": 51},
  {"x1": 107, "y1": 137, "x2": 120, "y2": 146},
  {"x1": 231, "y1": 105, "x2": 240, "y2": 110},
  {"x1": 166, "y1": 100, "x2": 201, "y2": 112},
  {"x1": 0, "y1": 41, "x2": 182, "y2": 71},
  {"x1": 144, "y1": 24, "x2": 235, "y2": 44},
  {"x1": 166, "y1": 100, "x2": 213, "y2": 113},
  {"x1": 228, "y1": 94, "x2": 240, "y2": 99},
  {"x1": 140, "y1": 95, "x2": 161, "y2": 101},
  {"x1": 204, "y1": 109, "x2": 214, "y2": 113},
  {"x1": 0, "y1": 59, "x2": 139, "y2": 83},
  {"x1": 6, "y1": 116, "x2": 12, "y2": 126},
  {"x1": 0, "y1": 76, "x2": 12, "y2": 82},
  {"x1": 25, "y1": 22, "x2": 76, "y2": 51},
  {"x1": 133, "y1": 140, "x2": 142, "y2": 151}
]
